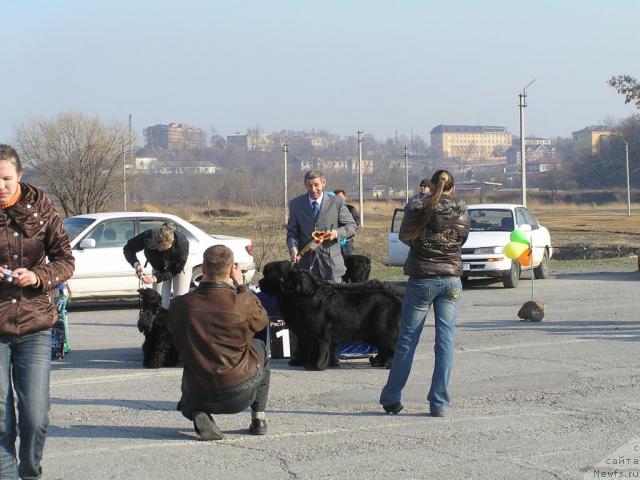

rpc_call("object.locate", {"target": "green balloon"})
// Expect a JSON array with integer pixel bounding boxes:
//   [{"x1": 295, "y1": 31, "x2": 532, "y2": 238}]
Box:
[
  {"x1": 504, "y1": 241, "x2": 529, "y2": 260},
  {"x1": 510, "y1": 229, "x2": 531, "y2": 246}
]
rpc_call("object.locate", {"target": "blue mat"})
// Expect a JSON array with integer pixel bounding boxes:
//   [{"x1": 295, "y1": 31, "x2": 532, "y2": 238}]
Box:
[{"x1": 339, "y1": 341, "x2": 377, "y2": 358}]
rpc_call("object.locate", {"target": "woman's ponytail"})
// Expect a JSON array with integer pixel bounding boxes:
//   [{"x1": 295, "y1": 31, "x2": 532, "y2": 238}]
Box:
[{"x1": 400, "y1": 170, "x2": 455, "y2": 241}]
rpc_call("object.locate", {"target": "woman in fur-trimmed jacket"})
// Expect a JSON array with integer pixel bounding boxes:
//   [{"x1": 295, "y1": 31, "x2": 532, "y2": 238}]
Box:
[{"x1": 0, "y1": 144, "x2": 75, "y2": 479}]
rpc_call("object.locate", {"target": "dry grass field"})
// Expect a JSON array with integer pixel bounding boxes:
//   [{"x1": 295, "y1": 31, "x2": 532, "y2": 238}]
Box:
[{"x1": 133, "y1": 199, "x2": 640, "y2": 278}]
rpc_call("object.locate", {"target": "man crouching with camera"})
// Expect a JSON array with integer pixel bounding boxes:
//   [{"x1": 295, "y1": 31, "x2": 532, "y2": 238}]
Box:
[{"x1": 169, "y1": 244, "x2": 270, "y2": 440}]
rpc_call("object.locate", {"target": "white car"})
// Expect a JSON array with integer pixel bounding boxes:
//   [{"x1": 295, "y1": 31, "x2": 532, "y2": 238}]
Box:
[
  {"x1": 62, "y1": 212, "x2": 256, "y2": 299},
  {"x1": 388, "y1": 203, "x2": 552, "y2": 288}
]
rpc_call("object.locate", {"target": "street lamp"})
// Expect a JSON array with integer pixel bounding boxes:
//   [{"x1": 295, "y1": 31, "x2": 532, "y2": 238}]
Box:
[
  {"x1": 124, "y1": 114, "x2": 132, "y2": 211},
  {"x1": 357, "y1": 130, "x2": 364, "y2": 227},
  {"x1": 403, "y1": 145, "x2": 409, "y2": 203},
  {"x1": 518, "y1": 79, "x2": 535, "y2": 206},
  {"x1": 282, "y1": 136, "x2": 301, "y2": 222},
  {"x1": 625, "y1": 140, "x2": 631, "y2": 217},
  {"x1": 612, "y1": 135, "x2": 632, "y2": 217}
]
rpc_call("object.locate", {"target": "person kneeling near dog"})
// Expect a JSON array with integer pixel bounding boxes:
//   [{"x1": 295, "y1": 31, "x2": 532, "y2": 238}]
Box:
[{"x1": 169, "y1": 245, "x2": 270, "y2": 440}]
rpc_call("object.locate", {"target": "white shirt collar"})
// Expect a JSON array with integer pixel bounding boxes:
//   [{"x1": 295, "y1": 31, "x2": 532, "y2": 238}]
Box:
[{"x1": 308, "y1": 192, "x2": 324, "y2": 207}]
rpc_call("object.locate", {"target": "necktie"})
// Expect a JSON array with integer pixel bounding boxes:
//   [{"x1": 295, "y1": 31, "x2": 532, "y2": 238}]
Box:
[{"x1": 312, "y1": 201, "x2": 319, "y2": 218}]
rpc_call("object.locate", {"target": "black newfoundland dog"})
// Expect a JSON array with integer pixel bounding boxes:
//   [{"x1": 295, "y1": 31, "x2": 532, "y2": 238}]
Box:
[
  {"x1": 258, "y1": 261, "x2": 402, "y2": 371},
  {"x1": 342, "y1": 254, "x2": 372, "y2": 283},
  {"x1": 137, "y1": 288, "x2": 179, "y2": 368}
]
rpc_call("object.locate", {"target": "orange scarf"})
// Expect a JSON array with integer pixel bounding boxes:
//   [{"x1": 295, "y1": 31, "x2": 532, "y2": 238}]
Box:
[{"x1": 0, "y1": 184, "x2": 21, "y2": 210}]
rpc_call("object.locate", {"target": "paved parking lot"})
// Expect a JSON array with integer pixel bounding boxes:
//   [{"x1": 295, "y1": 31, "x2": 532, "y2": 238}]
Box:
[{"x1": 43, "y1": 265, "x2": 639, "y2": 479}]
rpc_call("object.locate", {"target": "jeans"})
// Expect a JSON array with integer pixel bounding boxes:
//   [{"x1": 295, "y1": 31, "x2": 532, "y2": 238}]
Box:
[
  {"x1": 380, "y1": 276, "x2": 462, "y2": 412},
  {"x1": 179, "y1": 338, "x2": 270, "y2": 420},
  {"x1": 0, "y1": 330, "x2": 51, "y2": 480}
]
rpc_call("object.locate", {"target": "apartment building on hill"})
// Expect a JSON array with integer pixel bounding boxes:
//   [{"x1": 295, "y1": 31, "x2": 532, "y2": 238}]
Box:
[
  {"x1": 430, "y1": 125, "x2": 513, "y2": 163},
  {"x1": 571, "y1": 126, "x2": 615, "y2": 156},
  {"x1": 144, "y1": 123, "x2": 206, "y2": 150}
]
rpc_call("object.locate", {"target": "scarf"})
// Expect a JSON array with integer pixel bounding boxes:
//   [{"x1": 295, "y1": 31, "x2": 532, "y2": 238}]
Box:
[{"x1": 0, "y1": 184, "x2": 21, "y2": 210}]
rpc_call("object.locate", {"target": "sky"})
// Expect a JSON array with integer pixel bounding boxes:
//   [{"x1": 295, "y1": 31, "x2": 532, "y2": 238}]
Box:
[{"x1": 2, "y1": 0, "x2": 638, "y2": 144}]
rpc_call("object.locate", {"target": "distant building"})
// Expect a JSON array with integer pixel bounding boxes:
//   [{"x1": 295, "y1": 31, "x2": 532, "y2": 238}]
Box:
[
  {"x1": 514, "y1": 136, "x2": 551, "y2": 147},
  {"x1": 297, "y1": 157, "x2": 374, "y2": 174},
  {"x1": 372, "y1": 185, "x2": 387, "y2": 198},
  {"x1": 144, "y1": 123, "x2": 206, "y2": 150},
  {"x1": 156, "y1": 163, "x2": 217, "y2": 175},
  {"x1": 456, "y1": 180, "x2": 502, "y2": 194},
  {"x1": 506, "y1": 142, "x2": 559, "y2": 165},
  {"x1": 312, "y1": 137, "x2": 334, "y2": 149},
  {"x1": 134, "y1": 157, "x2": 158, "y2": 169},
  {"x1": 133, "y1": 156, "x2": 215, "y2": 175},
  {"x1": 227, "y1": 133, "x2": 248, "y2": 150},
  {"x1": 572, "y1": 126, "x2": 615, "y2": 155},
  {"x1": 430, "y1": 125, "x2": 513, "y2": 163},
  {"x1": 248, "y1": 133, "x2": 276, "y2": 152},
  {"x1": 350, "y1": 158, "x2": 374, "y2": 175}
]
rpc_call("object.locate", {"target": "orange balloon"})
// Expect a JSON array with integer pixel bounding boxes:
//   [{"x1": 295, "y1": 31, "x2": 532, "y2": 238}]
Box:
[{"x1": 518, "y1": 248, "x2": 532, "y2": 266}]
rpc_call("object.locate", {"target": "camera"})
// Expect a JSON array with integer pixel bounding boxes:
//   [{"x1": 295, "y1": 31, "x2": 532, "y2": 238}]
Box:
[{"x1": 2, "y1": 268, "x2": 13, "y2": 283}]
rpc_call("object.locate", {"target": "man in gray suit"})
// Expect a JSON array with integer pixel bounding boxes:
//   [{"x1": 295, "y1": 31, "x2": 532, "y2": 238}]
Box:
[{"x1": 287, "y1": 171, "x2": 358, "y2": 282}]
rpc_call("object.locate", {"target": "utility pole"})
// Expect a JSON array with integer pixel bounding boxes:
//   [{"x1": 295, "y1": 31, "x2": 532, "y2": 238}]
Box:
[
  {"x1": 357, "y1": 130, "x2": 364, "y2": 227},
  {"x1": 518, "y1": 79, "x2": 535, "y2": 207},
  {"x1": 282, "y1": 135, "x2": 301, "y2": 223},
  {"x1": 625, "y1": 140, "x2": 631, "y2": 217},
  {"x1": 282, "y1": 140, "x2": 289, "y2": 223},
  {"x1": 403, "y1": 144, "x2": 409, "y2": 203},
  {"x1": 125, "y1": 114, "x2": 131, "y2": 211}
]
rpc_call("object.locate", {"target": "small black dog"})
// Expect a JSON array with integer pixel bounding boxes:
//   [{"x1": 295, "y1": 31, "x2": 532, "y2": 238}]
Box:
[
  {"x1": 259, "y1": 261, "x2": 401, "y2": 370},
  {"x1": 343, "y1": 254, "x2": 372, "y2": 283},
  {"x1": 137, "y1": 288, "x2": 179, "y2": 368}
]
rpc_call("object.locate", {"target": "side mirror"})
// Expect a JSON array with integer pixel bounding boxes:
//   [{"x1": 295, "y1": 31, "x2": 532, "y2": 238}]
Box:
[
  {"x1": 517, "y1": 224, "x2": 532, "y2": 232},
  {"x1": 79, "y1": 238, "x2": 96, "y2": 249}
]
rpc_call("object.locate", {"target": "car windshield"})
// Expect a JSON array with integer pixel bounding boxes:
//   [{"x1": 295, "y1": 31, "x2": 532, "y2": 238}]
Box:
[
  {"x1": 469, "y1": 209, "x2": 514, "y2": 232},
  {"x1": 63, "y1": 217, "x2": 95, "y2": 241}
]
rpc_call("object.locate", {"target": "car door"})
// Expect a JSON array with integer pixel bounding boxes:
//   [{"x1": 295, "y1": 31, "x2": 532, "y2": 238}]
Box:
[
  {"x1": 521, "y1": 208, "x2": 547, "y2": 265},
  {"x1": 70, "y1": 218, "x2": 138, "y2": 296},
  {"x1": 388, "y1": 208, "x2": 410, "y2": 266},
  {"x1": 515, "y1": 207, "x2": 544, "y2": 266}
]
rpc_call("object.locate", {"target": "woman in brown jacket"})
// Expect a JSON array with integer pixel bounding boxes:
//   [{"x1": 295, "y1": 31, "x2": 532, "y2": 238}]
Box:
[{"x1": 0, "y1": 145, "x2": 75, "y2": 479}]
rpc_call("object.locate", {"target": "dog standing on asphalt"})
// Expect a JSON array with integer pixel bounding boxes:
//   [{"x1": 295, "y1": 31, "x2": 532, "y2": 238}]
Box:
[
  {"x1": 259, "y1": 261, "x2": 402, "y2": 370},
  {"x1": 137, "y1": 288, "x2": 179, "y2": 368}
]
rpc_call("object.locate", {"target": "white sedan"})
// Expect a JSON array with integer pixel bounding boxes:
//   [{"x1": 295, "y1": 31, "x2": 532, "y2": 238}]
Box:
[
  {"x1": 388, "y1": 203, "x2": 552, "y2": 288},
  {"x1": 62, "y1": 211, "x2": 256, "y2": 299}
]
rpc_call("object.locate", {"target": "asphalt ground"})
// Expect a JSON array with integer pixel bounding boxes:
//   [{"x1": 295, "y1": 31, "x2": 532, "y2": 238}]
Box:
[{"x1": 40, "y1": 262, "x2": 640, "y2": 480}]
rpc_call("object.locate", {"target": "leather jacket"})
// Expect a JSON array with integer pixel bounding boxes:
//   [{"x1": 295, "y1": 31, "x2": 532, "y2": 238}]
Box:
[
  {"x1": 400, "y1": 194, "x2": 470, "y2": 277},
  {"x1": 0, "y1": 183, "x2": 75, "y2": 336},
  {"x1": 168, "y1": 281, "x2": 268, "y2": 403}
]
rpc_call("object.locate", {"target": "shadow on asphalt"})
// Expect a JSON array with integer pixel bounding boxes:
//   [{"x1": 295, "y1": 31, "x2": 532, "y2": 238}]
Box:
[
  {"x1": 50, "y1": 397, "x2": 176, "y2": 411},
  {"x1": 48, "y1": 424, "x2": 192, "y2": 440},
  {"x1": 71, "y1": 322, "x2": 137, "y2": 328},
  {"x1": 267, "y1": 409, "x2": 428, "y2": 417},
  {"x1": 459, "y1": 320, "x2": 640, "y2": 342},
  {"x1": 67, "y1": 299, "x2": 139, "y2": 312},
  {"x1": 51, "y1": 347, "x2": 146, "y2": 370},
  {"x1": 270, "y1": 359, "x2": 380, "y2": 371},
  {"x1": 553, "y1": 271, "x2": 639, "y2": 282},
  {"x1": 460, "y1": 270, "x2": 639, "y2": 290}
]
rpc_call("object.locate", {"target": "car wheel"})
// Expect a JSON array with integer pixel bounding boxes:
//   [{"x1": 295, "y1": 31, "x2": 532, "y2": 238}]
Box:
[
  {"x1": 190, "y1": 265, "x2": 203, "y2": 291},
  {"x1": 533, "y1": 249, "x2": 549, "y2": 279},
  {"x1": 502, "y1": 260, "x2": 520, "y2": 288}
]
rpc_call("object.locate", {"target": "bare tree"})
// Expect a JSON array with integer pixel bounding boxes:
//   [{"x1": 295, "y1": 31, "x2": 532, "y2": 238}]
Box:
[
  {"x1": 608, "y1": 75, "x2": 640, "y2": 108},
  {"x1": 15, "y1": 112, "x2": 132, "y2": 216},
  {"x1": 246, "y1": 189, "x2": 287, "y2": 272}
]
